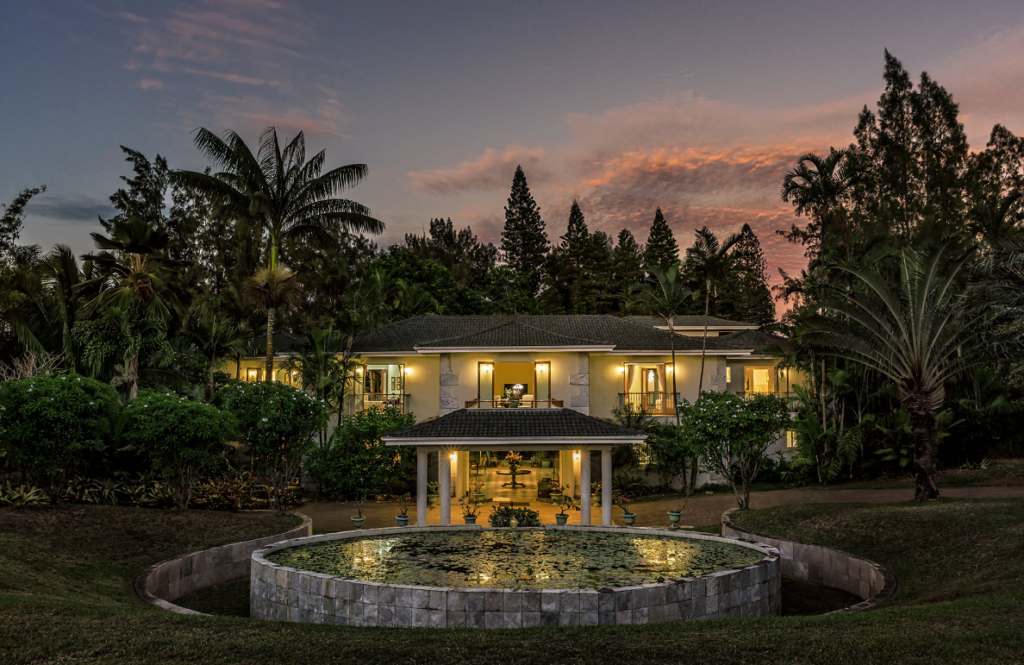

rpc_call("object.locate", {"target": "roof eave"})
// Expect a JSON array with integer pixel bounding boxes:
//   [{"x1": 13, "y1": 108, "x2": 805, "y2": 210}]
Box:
[
  {"x1": 382, "y1": 435, "x2": 646, "y2": 446},
  {"x1": 413, "y1": 345, "x2": 617, "y2": 353}
]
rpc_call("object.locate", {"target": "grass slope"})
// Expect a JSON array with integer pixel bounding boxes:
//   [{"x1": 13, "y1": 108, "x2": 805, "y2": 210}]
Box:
[{"x1": 1, "y1": 501, "x2": 1022, "y2": 664}]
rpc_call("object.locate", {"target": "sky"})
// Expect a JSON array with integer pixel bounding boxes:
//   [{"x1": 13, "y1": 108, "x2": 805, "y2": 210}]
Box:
[{"x1": 3, "y1": 0, "x2": 1024, "y2": 296}]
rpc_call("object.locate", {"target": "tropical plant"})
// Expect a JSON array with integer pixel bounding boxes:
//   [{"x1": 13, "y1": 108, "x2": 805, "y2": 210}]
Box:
[
  {"x1": 628, "y1": 264, "x2": 694, "y2": 423},
  {"x1": 488, "y1": 504, "x2": 541, "y2": 528},
  {"x1": 0, "y1": 375, "x2": 120, "y2": 501},
  {"x1": 218, "y1": 380, "x2": 328, "y2": 512},
  {"x1": 175, "y1": 127, "x2": 383, "y2": 378},
  {"x1": 0, "y1": 481, "x2": 48, "y2": 506},
  {"x1": 118, "y1": 390, "x2": 235, "y2": 509},
  {"x1": 806, "y1": 243, "x2": 985, "y2": 500},
  {"x1": 187, "y1": 311, "x2": 252, "y2": 400},
  {"x1": 241, "y1": 265, "x2": 302, "y2": 381},
  {"x1": 459, "y1": 495, "x2": 482, "y2": 518},
  {"x1": 279, "y1": 328, "x2": 357, "y2": 437},
  {"x1": 685, "y1": 226, "x2": 740, "y2": 393},
  {"x1": 781, "y1": 148, "x2": 856, "y2": 250}
]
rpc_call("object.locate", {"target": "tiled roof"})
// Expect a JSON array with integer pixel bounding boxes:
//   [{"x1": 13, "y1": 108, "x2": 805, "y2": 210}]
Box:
[
  {"x1": 382, "y1": 407, "x2": 645, "y2": 441},
  {"x1": 351, "y1": 315, "x2": 742, "y2": 354},
  {"x1": 416, "y1": 320, "x2": 612, "y2": 349},
  {"x1": 626, "y1": 315, "x2": 758, "y2": 329},
  {"x1": 716, "y1": 330, "x2": 789, "y2": 355}
]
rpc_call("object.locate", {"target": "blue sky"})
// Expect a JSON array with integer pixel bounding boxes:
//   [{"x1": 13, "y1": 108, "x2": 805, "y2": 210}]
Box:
[{"x1": 3, "y1": 0, "x2": 1024, "y2": 285}]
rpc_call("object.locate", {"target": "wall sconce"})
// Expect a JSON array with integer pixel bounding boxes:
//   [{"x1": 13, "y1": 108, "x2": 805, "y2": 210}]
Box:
[
  {"x1": 482, "y1": 364, "x2": 493, "y2": 373},
  {"x1": 404, "y1": 367, "x2": 413, "y2": 376},
  {"x1": 449, "y1": 452, "x2": 458, "y2": 463},
  {"x1": 537, "y1": 363, "x2": 548, "y2": 372},
  {"x1": 616, "y1": 366, "x2": 624, "y2": 374},
  {"x1": 356, "y1": 367, "x2": 364, "y2": 374},
  {"x1": 666, "y1": 366, "x2": 673, "y2": 373},
  {"x1": 573, "y1": 451, "x2": 581, "y2": 461}
]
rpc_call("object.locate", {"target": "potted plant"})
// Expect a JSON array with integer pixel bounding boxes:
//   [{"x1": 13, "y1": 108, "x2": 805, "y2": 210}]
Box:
[
  {"x1": 616, "y1": 494, "x2": 636, "y2": 526},
  {"x1": 396, "y1": 495, "x2": 412, "y2": 526},
  {"x1": 539, "y1": 452, "x2": 552, "y2": 469},
  {"x1": 351, "y1": 493, "x2": 367, "y2": 529},
  {"x1": 549, "y1": 481, "x2": 565, "y2": 505},
  {"x1": 591, "y1": 480, "x2": 601, "y2": 506},
  {"x1": 472, "y1": 481, "x2": 486, "y2": 503},
  {"x1": 505, "y1": 451, "x2": 522, "y2": 475},
  {"x1": 554, "y1": 493, "x2": 579, "y2": 525},
  {"x1": 504, "y1": 387, "x2": 520, "y2": 408},
  {"x1": 459, "y1": 496, "x2": 482, "y2": 524},
  {"x1": 427, "y1": 481, "x2": 439, "y2": 508},
  {"x1": 667, "y1": 485, "x2": 692, "y2": 529}
]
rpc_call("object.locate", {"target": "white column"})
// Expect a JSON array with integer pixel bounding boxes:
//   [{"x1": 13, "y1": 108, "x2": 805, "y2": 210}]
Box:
[
  {"x1": 416, "y1": 447, "x2": 427, "y2": 526},
  {"x1": 439, "y1": 451, "x2": 451, "y2": 526},
  {"x1": 580, "y1": 450, "x2": 591, "y2": 526},
  {"x1": 602, "y1": 447, "x2": 612, "y2": 526},
  {"x1": 455, "y1": 451, "x2": 464, "y2": 500}
]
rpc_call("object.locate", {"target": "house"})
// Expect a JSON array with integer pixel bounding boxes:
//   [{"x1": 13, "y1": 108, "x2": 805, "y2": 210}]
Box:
[{"x1": 232, "y1": 315, "x2": 796, "y2": 525}]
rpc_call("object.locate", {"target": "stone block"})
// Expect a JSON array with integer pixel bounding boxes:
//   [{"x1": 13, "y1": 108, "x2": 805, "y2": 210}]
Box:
[
  {"x1": 616, "y1": 609, "x2": 633, "y2": 625},
  {"x1": 448, "y1": 610, "x2": 467, "y2": 628},
  {"x1": 429, "y1": 609, "x2": 446, "y2": 628},
  {"x1": 502, "y1": 612, "x2": 523, "y2": 628},
  {"x1": 663, "y1": 601, "x2": 680, "y2": 623},
  {"x1": 522, "y1": 612, "x2": 542, "y2": 628},
  {"x1": 363, "y1": 603, "x2": 378, "y2": 625},
  {"x1": 484, "y1": 612, "x2": 504, "y2": 629},
  {"x1": 466, "y1": 590, "x2": 485, "y2": 612},
  {"x1": 428, "y1": 589, "x2": 445, "y2": 610},
  {"x1": 648, "y1": 605, "x2": 664, "y2": 624},
  {"x1": 447, "y1": 591, "x2": 466, "y2": 612},
  {"x1": 287, "y1": 588, "x2": 300, "y2": 607},
  {"x1": 615, "y1": 589, "x2": 633, "y2": 611},
  {"x1": 692, "y1": 596, "x2": 706, "y2": 617},
  {"x1": 541, "y1": 590, "x2": 561, "y2": 613},
  {"x1": 540, "y1": 612, "x2": 559, "y2": 627},
  {"x1": 396, "y1": 586, "x2": 413, "y2": 608},
  {"x1": 412, "y1": 588, "x2": 430, "y2": 609},
  {"x1": 379, "y1": 584, "x2": 395, "y2": 606},
  {"x1": 631, "y1": 607, "x2": 649, "y2": 624},
  {"x1": 599, "y1": 611, "x2": 616, "y2": 625},
  {"x1": 439, "y1": 374, "x2": 460, "y2": 387},
  {"x1": 559, "y1": 591, "x2": 580, "y2": 613},
  {"x1": 521, "y1": 591, "x2": 541, "y2": 613},
  {"x1": 395, "y1": 605, "x2": 412, "y2": 627},
  {"x1": 706, "y1": 594, "x2": 718, "y2": 615},
  {"x1": 598, "y1": 591, "x2": 616, "y2": 613},
  {"x1": 579, "y1": 591, "x2": 599, "y2": 613},
  {"x1": 378, "y1": 604, "x2": 395, "y2": 625},
  {"x1": 570, "y1": 395, "x2": 590, "y2": 408},
  {"x1": 412, "y1": 608, "x2": 430, "y2": 628},
  {"x1": 580, "y1": 612, "x2": 598, "y2": 626},
  {"x1": 631, "y1": 587, "x2": 649, "y2": 608},
  {"x1": 484, "y1": 590, "x2": 503, "y2": 612},
  {"x1": 559, "y1": 612, "x2": 580, "y2": 627},
  {"x1": 362, "y1": 584, "x2": 378, "y2": 605},
  {"x1": 705, "y1": 576, "x2": 719, "y2": 597},
  {"x1": 502, "y1": 591, "x2": 522, "y2": 612}
]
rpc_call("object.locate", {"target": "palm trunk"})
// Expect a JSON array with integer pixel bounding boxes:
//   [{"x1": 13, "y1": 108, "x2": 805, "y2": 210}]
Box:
[
  {"x1": 698, "y1": 281, "x2": 710, "y2": 394},
  {"x1": 265, "y1": 307, "x2": 275, "y2": 383},
  {"x1": 127, "y1": 355, "x2": 139, "y2": 401},
  {"x1": 908, "y1": 408, "x2": 940, "y2": 501}
]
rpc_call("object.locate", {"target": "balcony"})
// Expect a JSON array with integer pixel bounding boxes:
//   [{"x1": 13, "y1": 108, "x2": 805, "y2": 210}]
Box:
[
  {"x1": 735, "y1": 390, "x2": 796, "y2": 400},
  {"x1": 352, "y1": 393, "x2": 410, "y2": 413},
  {"x1": 465, "y1": 398, "x2": 564, "y2": 409},
  {"x1": 618, "y1": 392, "x2": 679, "y2": 416}
]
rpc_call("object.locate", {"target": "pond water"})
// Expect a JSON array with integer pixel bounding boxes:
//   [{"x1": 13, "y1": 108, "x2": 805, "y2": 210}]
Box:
[{"x1": 267, "y1": 530, "x2": 764, "y2": 590}]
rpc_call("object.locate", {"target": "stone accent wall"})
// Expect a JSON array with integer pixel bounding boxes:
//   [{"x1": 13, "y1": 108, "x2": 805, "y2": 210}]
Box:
[
  {"x1": 250, "y1": 524, "x2": 780, "y2": 628},
  {"x1": 721, "y1": 509, "x2": 896, "y2": 613},
  {"x1": 439, "y1": 353, "x2": 459, "y2": 416},
  {"x1": 135, "y1": 513, "x2": 312, "y2": 615},
  {"x1": 567, "y1": 352, "x2": 590, "y2": 415},
  {"x1": 707, "y1": 356, "x2": 728, "y2": 393}
]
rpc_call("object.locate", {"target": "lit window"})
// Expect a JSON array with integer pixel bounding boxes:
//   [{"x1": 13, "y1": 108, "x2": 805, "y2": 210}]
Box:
[
  {"x1": 726, "y1": 367, "x2": 732, "y2": 383},
  {"x1": 786, "y1": 430, "x2": 797, "y2": 449}
]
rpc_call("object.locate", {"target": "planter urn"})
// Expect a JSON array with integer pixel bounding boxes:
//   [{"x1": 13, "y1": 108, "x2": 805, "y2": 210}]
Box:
[
  {"x1": 555, "y1": 513, "x2": 569, "y2": 525},
  {"x1": 621, "y1": 513, "x2": 637, "y2": 526},
  {"x1": 396, "y1": 515, "x2": 410, "y2": 527},
  {"x1": 550, "y1": 491, "x2": 562, "y2": 505},
  {"x1": 351, "y1": 516, "x2": 366, "y2": 529},
  {"x1": 464, "y1": 515, "x2": 477, "y2": 524},
  {"x1": 667, "y1": 511, "x2": 682, "y2": 527}
]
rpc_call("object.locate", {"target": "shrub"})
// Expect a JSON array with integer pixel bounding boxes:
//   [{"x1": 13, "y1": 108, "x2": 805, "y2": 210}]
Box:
[
  {"x1": 0, "y1": 375, "x2": 119, "y2": 501},
  {"x1": 218, "y1": 381, "x2": 327, "y2": 513},
  {"x1": 118, "y1": 390, "x2": 235, "y2": 509},
  {"x1": 488, "y1": 504, "x2": 541, "y2": 527},
  {"x1": 306, "y1": 406, "x2": 416, "y2": 498}
]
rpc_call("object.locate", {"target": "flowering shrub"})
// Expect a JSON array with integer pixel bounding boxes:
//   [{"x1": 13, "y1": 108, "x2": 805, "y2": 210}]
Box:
[
  {"x1": 218, "y1": 381, "x2": 327, "y2": 512},
  {"x1": 680, "y1": 391, "x2": 790, "y2": 509},
  {"x1": 0, "y1": 375, "x2": 119, "y2": 501},
  {"x1": 488, "y1": 504, "x2": 541, "y2": 527},
  {"x1": 119, "y1": 390, "x2": 236, "y2": 509}
]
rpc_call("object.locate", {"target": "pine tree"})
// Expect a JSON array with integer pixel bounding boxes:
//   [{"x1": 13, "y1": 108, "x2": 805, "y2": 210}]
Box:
[
  {"x1": 611, "y1": 229, "x2": 645, "y2": 313},
  {"x1": 718, "y1": 224, "x2": 775, "y2": 326},
  {"x1": 500, "y1": 166, "x2": 549, "y2": 297},
  {"x1": 542, "y1": 201, "x2": 613, "y2": 314},
  {"x1": 585, "y1": 230, "x2": 615, "y2": 314},
  {"x1": 642, "y1": 208, "x2": 679, "y2": 277},
  {"x1": 404, "y1": 217, "x2": 497, "y2": 286}
]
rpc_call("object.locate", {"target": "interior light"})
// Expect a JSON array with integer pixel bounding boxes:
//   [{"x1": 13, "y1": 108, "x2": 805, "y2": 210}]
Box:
[
  {"x1": 404, "y1": 367, "x2": 413, "y2": 376},
  {"x1": 667, "y1": 366, "x2": 673, "y2": 373},
  {"x1": 482, "y1": 364, "x2": 493, "y2": 372},
  {"x1": 449, "y1": 452, "x2": 457, "y2": 462},
  {"x1": 617, "y1": 366, "x2": 624, "y2": 373},
  {"x1": 573, "y1": 452, "x2": 581, "y2": 461},
  {"x1": 356, "y1": 367, "x2": 364, "y2": 374},
  {"x1": 537, "y1": 364, "x2": 547, "y2": 371}
]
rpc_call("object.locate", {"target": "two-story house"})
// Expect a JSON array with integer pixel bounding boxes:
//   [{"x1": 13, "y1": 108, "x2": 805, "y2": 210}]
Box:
[{"x1": 233, "y1": 314, "x2": 793, "y2": 526}]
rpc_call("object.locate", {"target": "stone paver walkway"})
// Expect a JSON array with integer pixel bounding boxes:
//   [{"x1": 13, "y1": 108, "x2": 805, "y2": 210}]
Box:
[{"x1": 298, "y1": 485, "x2": 1024, "y2": 533}]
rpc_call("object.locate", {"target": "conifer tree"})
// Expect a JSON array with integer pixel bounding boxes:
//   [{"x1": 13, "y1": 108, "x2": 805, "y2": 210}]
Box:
[
  {"x1": 719, "y1": 224, "x2": 775, "y2": 326},
  {"x1": 612, "y1": 229, "x2": 645, "y2": 313},
  {"x1": 642, "y1": 207, "x2": 679, "y2": 277},
  {"x1": 543, "y1": 201, "x2": 614, "y2": 314},
  {"x1": 500, "y1": 166, "x2": 549, "y2": 297}
]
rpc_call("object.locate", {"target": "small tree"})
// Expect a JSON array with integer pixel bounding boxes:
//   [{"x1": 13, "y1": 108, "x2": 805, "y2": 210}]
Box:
[
  {"x1": 682, "y1": 391, "x2": 790, "y2": 509},
  {"x1": 219, "y1": 381, "x2": 327, "y2": 512},
  {"x1": 0, "y1": 375, "x2": 120, "y2": 501},
  {"x1": 307, "y1": 406, "x2": 416, "y2": 498},
  {"x1": 118, "y1": 390, "x2": 235, "y2": 509}
]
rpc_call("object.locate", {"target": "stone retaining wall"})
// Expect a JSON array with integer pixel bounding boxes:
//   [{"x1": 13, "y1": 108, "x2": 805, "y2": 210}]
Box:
[
  {"x1": 721, "y1": 509, "x2": 896, "y2": 613},
  {"x1": 135, "y1": 512, "x2": 312, "y2": 615},
  {"x1": 250, "y1": 524, "x2": 781, "y2": 628}
]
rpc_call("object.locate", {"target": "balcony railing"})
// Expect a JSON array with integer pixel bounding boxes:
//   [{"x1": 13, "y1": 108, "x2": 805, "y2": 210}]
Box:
[
  {"x1": 465, "y1": 398, "x2": 564, "y2": 409},
  {"x1": 618, "y1": 392, "x2": 679, "y2": 416},
  {"x1": 359, "y1": 393, "x2": 410, "y2": 413}
]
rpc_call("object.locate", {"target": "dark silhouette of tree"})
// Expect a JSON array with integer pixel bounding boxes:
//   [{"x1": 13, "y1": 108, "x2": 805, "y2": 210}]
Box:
[{"x1": 500, "y1": 166, "x2": 549, "y2": 297}]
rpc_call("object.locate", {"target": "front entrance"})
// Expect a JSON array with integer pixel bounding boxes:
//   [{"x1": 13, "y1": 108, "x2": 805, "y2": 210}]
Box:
[{"x1": 462, "y1": 451, "x2": 573, "y2": 507}]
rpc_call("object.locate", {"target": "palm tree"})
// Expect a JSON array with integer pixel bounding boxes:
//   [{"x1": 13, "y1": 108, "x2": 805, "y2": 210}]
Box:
[
  {"x1": 628, "y1": 264, "x2": 694, "y2": 424},
  {"x1": 807, "y1": 243, "x2": 983, "y2": 501},
  {"x1": 279, "y1": 329, "x2": 356, "y2": 441},
  {"x1": 175, "y1": 128, "x2": 384, "y2": 377},
  {"x1": 781, "y1": 148, "x2": 856, "y2": 249},
  {"x1": 685, "y1": 227, "x2": 740, "y2": 394},
  {"x1": 241, "y1": 265, "x2": 303, "y2": 381},
  {"x1": 188, "y1": 312, "x2": 252, "y2": 400}
]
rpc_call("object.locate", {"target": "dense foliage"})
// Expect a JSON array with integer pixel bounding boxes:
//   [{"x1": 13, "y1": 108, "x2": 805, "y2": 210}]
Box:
[
  {"x1": 306, "y1": 406, "x2": 416, "y2": 499},
  {"x1": 0, "y1": 375, "x2": 119, "y2": 501},
  {"x1": 218, "y1": 381, "x2": 327, "y2": 512},
  {"x1": 487, "y1": 504, "x2": 542, "y2": 528},
  {"x1": 118, "y1": 390, "x2": 235, "y2": 509}
]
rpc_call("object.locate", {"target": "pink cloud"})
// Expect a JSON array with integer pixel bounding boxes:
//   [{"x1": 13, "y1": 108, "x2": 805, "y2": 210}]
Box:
[
  {"x1": 138, "y1": 78, "x2": 164, "y2": 91},
  {"x1": 182, "y1": 68, "x2": 271, "y2": 86},
  {"x1": 409, "y1": 145, "x2": 548, "y2": 195}
]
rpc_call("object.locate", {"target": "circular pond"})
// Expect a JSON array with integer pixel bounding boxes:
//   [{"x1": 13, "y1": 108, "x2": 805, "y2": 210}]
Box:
[
  {"x1": 266, "y1": 529, "x2": 764, "y2": 590},
  {"x1": 251, "y1": 526, "x2": 781, "y2": 628}
]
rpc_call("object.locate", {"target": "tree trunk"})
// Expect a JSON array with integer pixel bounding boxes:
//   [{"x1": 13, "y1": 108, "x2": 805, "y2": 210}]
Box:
[
  {"x1": 265, "y1": 307, "x2": 275, "y2": 383},
  {"x1": 909, "y1": 409, "x2": 940, "y2": 501},
  {"x1": 698, "y1": 281, "x2": 710, "y2": 394},
  {"x1": 669, "y1": 316, "x2": 679, "y2": 425}
]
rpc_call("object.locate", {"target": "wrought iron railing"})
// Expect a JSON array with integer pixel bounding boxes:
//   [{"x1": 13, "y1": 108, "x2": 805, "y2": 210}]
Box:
[
  {"x1": 358, "y1": 393, "x2": 410, "y2": 413},
  {"x1": 618, "y1": 392, "x2": 679, "y2": 416},
  {"x1": 464, "y1": 398, "x2": 563, "y2": 409}
]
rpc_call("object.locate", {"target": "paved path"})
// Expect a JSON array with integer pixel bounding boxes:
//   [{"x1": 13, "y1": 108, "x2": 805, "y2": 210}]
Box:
[{"x1": 299, "y1": 485, "x2": 1024, "y2": 533}]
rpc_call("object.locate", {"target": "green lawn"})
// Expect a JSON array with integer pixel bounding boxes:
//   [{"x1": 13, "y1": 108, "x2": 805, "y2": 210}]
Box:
[{"x1": 1, "y1": 500, "x2": 1022, "y2": 664}]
